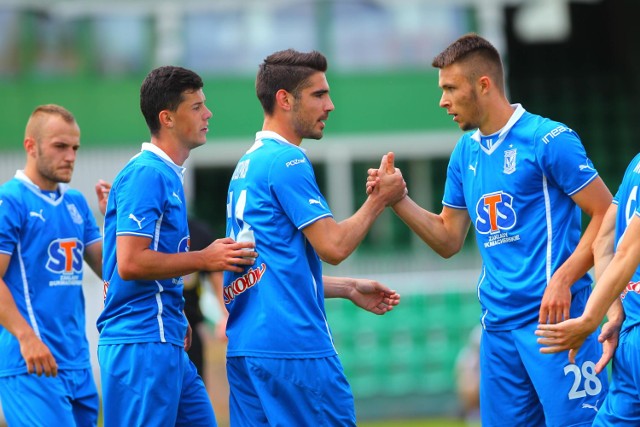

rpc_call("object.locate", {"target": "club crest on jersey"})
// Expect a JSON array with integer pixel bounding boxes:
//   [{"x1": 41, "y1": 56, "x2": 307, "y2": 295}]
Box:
[
  {"x1": 503, "y1": 148, "x2": 517, "y2": 175},
  {"x1": 223, "y1": 263, "x2": 267, "y2": 304},
  {"x1": 66, "y1": 203, "x2": 84, "y2": 224},
  {"x1": 46, "y1": 238, "x2": 84, "y2": 274}
]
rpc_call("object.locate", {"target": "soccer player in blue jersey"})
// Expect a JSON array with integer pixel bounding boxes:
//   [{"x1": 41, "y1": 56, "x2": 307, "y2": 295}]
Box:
[
  {"x1": 368, "y1": 33, "x2": 613, "y2": 426},
  {"x1": 224, "y1": 49, "x2": 406, "y2": 426},
  {"x1": 0, "y1": 104, "x2": 107, "y2": 427},
  {"x1": 537, "y1": 152, "x2": 640, "y2": 425},
  {"x1": 97, "y1": 66, "x2": 257, "y2": 427}
]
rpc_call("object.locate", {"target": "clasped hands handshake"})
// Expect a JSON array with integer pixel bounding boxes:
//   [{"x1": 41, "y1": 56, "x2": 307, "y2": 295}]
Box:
[{"x1": 366, "y1": 151, "x2": 408, "y2": 206}]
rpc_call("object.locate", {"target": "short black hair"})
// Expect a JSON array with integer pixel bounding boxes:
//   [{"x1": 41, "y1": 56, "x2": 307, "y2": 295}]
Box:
[
  {"x1": 256, "y1": 49, "x2": 328, "y2": 115},
  {"x1": 140, "y1": 66, "x2": 204, "y2": 135}
]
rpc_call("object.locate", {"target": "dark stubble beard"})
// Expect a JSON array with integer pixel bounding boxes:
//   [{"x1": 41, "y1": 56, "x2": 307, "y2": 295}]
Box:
[
  {"x1": 459, "y1": 90, "x2": 481, "y2": 132},
  {"x1": 292, "y1": 104, "x2": 323, "y2": 141},
  {"x1": 37, "y1": 144, "x2": 73, "y2": 184}
]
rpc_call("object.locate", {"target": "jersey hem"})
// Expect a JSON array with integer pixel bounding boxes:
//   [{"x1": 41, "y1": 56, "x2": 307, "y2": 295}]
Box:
[
  {"x1": 226, "y1": 349, "x2": 337, "y2": 359},
  {"x1": 98, "y1": 337, "x2": 184, "y2": 347},
  {"x1": 0, "y1": 362, "x2": 91, "y2": 377}
]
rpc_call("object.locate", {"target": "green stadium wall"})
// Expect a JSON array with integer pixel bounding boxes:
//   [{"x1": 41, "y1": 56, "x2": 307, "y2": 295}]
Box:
[{"x1": 0, "y1": 70, "x2": 452, "y2": 151}]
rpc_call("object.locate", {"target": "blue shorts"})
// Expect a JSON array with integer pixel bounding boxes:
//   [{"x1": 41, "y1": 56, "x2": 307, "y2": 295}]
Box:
[
  {"x1": 0, "y1": 368, "x2": 98, "y2": 427},
  {"x1": 227, "y1": 356, "x2": 356, "y2": 426},
  {"x1": 98, "y1": 342, "x2": 216, "y2": 427},
  {"x1": 480, "y1": 288, "x2": 609, "y2": 427},
  {"x1": 593, "y1": 325, "x2": 640, "y2": 426}
]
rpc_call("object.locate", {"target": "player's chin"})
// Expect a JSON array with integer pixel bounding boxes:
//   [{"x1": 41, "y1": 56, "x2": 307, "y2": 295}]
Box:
[
  {"x1": 56, "y1": 172, "x2": 73, "y2": 183},
  {"x1": 306, "y1": 132, "x2": 323, "y2": 141},
  {"x1": 192, "y1": 138, "x2": 207, "y2": 148}
]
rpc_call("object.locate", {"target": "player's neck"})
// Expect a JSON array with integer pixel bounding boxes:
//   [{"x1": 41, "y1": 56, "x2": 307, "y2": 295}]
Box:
[
  {"x1": 23, "y1": 165, "x2": 58, "y2": 191},
  {"x1": 262, "y1": 118, "x2": 302, "y2": 146},
  {"x1": 479, "y1": 101, "x2": 516, "y2": 136}
]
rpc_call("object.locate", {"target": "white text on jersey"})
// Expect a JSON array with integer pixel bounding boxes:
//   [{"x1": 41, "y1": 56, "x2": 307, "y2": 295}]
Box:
[
  {"x1": 541, "y1": 125, "x2": 570, "y2": 144},
  {"x1": 232, "y1": 159, "x2": 251, "y2": 180}
]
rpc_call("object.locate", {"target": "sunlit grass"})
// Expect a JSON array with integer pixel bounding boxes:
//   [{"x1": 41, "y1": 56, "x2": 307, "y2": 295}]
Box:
[{"x1": 359, "y1": 419, "x2": 470, "y2": 427}]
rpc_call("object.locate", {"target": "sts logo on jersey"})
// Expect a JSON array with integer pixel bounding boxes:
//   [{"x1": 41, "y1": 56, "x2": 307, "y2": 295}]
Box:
[
  {"x1": 475, "y1": 191, "x2": 516, "y2": 234},
  {"x1": 475, "y1": 191, "x2": 521, "y2": 248},
  {"x1": 46, "y1": 238, "x2": 84, "y2": 274}
]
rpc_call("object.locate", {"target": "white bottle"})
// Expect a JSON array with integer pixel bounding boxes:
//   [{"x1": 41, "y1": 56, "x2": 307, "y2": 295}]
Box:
[{"x1": 236, "y1": 225, "x2": 255, "y2": 259}]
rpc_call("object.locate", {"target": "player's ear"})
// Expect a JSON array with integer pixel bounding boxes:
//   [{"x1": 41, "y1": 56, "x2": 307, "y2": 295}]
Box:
[
  {"x1": 275, "y1": 89, "x2": 293, "y2": 112},
  {"x1": 478, "y1": 75, "x2": 491, "y2": 94},
  {"x1": 24, "y1": 137, "x2": 37, "y2": 157},
  {"x1": 159, "y1": 110, "x2": 174, "y2": 129}
]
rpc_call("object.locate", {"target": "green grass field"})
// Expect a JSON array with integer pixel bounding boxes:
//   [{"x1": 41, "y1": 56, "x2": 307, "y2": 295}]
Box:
[
  {"x1": 359, "y1": 419, "x2": 470, "y2": 427},
  {"x1": 93, "y1": 417, "x2": 471, "y2": 427}
]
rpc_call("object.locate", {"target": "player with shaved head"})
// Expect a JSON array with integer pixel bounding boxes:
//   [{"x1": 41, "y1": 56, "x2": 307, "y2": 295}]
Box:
[{"x1": 0, "y1": 104, "x2": 107, "y2": 426}]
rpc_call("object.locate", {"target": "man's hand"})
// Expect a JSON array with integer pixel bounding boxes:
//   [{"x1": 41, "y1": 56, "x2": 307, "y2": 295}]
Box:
[
  {"x1": 538, "y1": 276, "x2": 572, "y2": 325},
  {"x1": 202, "y1": 238, "x2": 258, "y2": 273},
  {"x1": 95, "y1": 179, "x2": 111, "y2": 216},
  {"x1": 348, "y1": 278, "x2": 400, "y2": 315},
  {"x1": 19, "y1": 333, "x2": 58, "y2": 377},
  {"x1": 184, "y1": 317, "x2": 193, "y2": 351},
  {"x1": 535, "y1": 312, "x2": 612, "y2": 371},
  {"x1": 367, "y1": 152, "x2": 407, "y2": 206}
]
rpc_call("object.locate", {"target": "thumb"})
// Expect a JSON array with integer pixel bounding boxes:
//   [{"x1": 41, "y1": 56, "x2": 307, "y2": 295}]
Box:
[
  {"x1": 568, "y1": 348, "x2": 578, "y2": 365},
  {"x1": 378, "y1": 154, "x2": 388, "y2": 172},
  {"x1": 385, "y1": 152, "x2": 395, "y2": 174}
]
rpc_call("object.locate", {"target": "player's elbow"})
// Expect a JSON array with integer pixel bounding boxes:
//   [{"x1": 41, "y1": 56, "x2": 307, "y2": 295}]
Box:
[
  {"x1": 317, "y1": 246, "x2": 351, "y2": 266},
  {"x1": 439, "y1": 247, "x2": 460, "y2": 259},
  {"x1": 432, "y1": 241, "x2": 463, "y2": 259},
  {"x1": 117, "y1": 260, "x2": 144, "y2": 281}
]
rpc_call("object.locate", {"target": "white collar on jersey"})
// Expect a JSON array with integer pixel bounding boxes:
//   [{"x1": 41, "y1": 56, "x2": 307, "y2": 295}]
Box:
[
  {"x1": 140, "y1": 142, "x2": 186, "y2": 182},
  {"x1": 471, "y1": 103, "x2": 526, "y2": 155},
  {"x1": 252, "y1": 131, "x2": 307, "y2": 153},
  {"x1": 14, "y1": 169, "x2": 69, "y2": 197}
]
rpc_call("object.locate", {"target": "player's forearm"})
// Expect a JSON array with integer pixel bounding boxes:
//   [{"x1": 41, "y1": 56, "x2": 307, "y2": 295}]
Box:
[
  {"x1": 84, "y1": 241, "x2": 103, "y2": 279},
  {"x1": 118, "y1": 249, "x2": 206, "y2": 281},
  {"x1": 322, "y1": 276, "x2": 355, "y2": 299},
  {"x1": 592, "y1": 204, "x2": 617, "y2": 281},
  {"x1": 392, "y1": 197, "x2": 465, "y2": 258},
  {"x1": 318, "y1": 197, "x2": 386, "y2": 265},
  {"x1": 0, "y1": 279, "x2": 38, "y2": 342},
  {"x1": 552, "y1": 209, "x2": 606, "y2": 290},
  {"x1": 604, "y1": 298, "x2": 624, "y2": 327},
  {"x1": 582, "y1": 245, "x2": 640, "y2": 327}
]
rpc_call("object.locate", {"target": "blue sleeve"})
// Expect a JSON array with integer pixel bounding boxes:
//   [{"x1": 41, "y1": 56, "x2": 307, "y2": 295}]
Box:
[
  {"x1": 75, "y1": 193, "x2": 101, "y2": 246},
  {"x1": 0, "y1": 188, "x2": 22, "y2": 255},
  {"x1": 534, "y1": 123, "x2": 598, "y2": 196},
  {"x1": 269, "y1": 150, "x2": 332, "y2": 229},
  {"x1": 613, "y1": 153, "x2": 640, "y2": 207},
  {"x1": 442, "y1": 139, "x2": 467, "y2": 209},
  {"x1": 114, "y1": 165, "x2": 168, "y2": 238}
]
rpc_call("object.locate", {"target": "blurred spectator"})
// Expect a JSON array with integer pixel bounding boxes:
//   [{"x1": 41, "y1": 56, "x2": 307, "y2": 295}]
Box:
[{"x1": 454, "y1": 325, "x2": 481, "y2": 426}]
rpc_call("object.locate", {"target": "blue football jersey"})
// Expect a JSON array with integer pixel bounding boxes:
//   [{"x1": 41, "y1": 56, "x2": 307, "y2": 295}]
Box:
[
  {"x1": 612, "y1": 152, "x2": 640, "y2": 333},
  {"x1": 443, "y1": 105, "x2": 599, "y2": 330},
  {"x1": 224, "y1": 131, "x2": 336, "y2": 358},
  {"x1": 97, "y1": 143, "x2": 189, "y2": 347},
  {"x1": 0, "y1": 171, "x2": 101, "y2": 376}
]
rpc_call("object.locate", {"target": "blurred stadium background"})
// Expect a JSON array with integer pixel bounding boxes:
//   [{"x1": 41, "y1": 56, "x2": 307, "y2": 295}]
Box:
[{"x1": 0, "y1": 0, "x2": 638, "y2": 425}]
